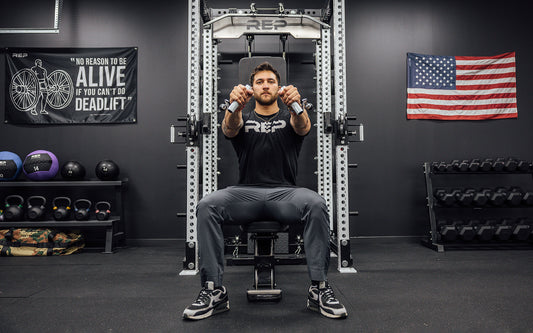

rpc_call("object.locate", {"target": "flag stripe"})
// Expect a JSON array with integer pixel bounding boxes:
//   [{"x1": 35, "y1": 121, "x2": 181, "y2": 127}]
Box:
[
  {"x1": 407, "y1": 113, "x2": 517, "y2": 120},
  {"x1": 456, "y1": 63, "x2": 515, "y2": 71},
  {"x1": 456, "y1": 78, "x2": 515, "y2": 85},
  {"x1": 407, "y1": 87, "x2": 516, "y2": 95},
  {"x1": 407, "y1": 107, "x2": 517, "y2": 115},
  {"x1": 408, "y1": 92, "x2": 516, "y2": 101},
  {"x1": 407, "y1": 103, "x2": 516, "y2": 111},
  {"x1": 408, "y1": 98, "x2": 516, "y2": 106},
  {"x1": 407, "y1": 109, "x2": 517, "y2": 119},
  {"x1": 455, "y1": 52, "x2": 515, "y2": 61},
  {"x1": 455, "y1": 82, "x2": 516, "y2": 90},
  {"x1": 456, "y1": 72, "x2": 516, "y2": 80},
  {"x1": 456, "y1": 67, "x2": 515, "y2": 75}
]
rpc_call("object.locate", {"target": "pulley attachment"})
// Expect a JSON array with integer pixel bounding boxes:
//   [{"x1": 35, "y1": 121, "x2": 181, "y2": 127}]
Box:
[
  {"x1": 170, "y1": 114, "x2": 200, "y2": 146},
  {"x1": 335, "y1": 115, "x2": 364, "y2": 145}
]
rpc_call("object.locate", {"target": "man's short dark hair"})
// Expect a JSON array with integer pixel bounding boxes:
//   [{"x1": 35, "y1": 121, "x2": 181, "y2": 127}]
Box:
[{"x1": 249, "y1": 62, "x2": 281, "y2": 86}]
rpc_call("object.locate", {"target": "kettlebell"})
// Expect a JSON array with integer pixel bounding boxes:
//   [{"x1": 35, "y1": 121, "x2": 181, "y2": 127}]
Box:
[
  {"x1": 52, "y1": 197, "x2": 71, "y2": 221},
  {"x1": 74, "y1": 199, "x2": 92, "y2": 221},
  {"x1": 95, "y1": 201, "x2": 111, "y2": 221},
  {"x1": 27, "y1": 196, "x2": 47, "y2": 221},
  {"x1": 4, "y1": 195, "x2": 24, "y2": 221}
]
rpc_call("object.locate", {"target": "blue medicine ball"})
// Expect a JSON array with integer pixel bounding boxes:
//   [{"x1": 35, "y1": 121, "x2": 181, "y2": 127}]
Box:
[{"x1": 0, "y1": 151, "x2": 23, "y2": 181}]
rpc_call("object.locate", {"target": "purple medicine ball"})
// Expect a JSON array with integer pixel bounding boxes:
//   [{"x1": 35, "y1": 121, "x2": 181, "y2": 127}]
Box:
[{"x1": 23, "y1": 150, "x2": 59, "y2": 181}]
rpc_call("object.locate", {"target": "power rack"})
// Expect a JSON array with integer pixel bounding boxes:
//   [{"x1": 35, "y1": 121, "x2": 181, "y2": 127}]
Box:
[{"x1": 172, "y1": 0, "x2": 363, "y2": 275}]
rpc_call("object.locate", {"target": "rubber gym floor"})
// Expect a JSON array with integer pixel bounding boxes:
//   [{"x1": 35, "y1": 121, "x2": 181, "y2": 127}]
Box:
[{"x1": 1, "y1": 238, "x2": 532, "y2": 333}]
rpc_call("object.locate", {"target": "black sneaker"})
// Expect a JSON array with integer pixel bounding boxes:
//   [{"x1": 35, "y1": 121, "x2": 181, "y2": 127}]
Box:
[
  {"x1": 183, "y1": 281, "x2": 229, "y2": 320},
  {"x1": 307, "y1": 282, "x2": 348, "y2": 319}
]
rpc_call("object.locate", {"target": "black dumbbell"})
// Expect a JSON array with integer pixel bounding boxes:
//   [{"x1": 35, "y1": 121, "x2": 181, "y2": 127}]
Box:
[
  {"x1": 466, "y1": 219, "x2": 479, "y2": 231},
  {"x1": 469, "y1": 159, "x2": 481, "y2": 172},
  {"x1": 450, "y1": 160, "x2": 459, "y2": 171},
  {"x1": 450, "y1": 160, "x2": 469, "y2": 172},
  {"x1": 492, "y1": 158, "x2": 505, "y2": 172},
  {"x1": 454, "y1": 188, "x2": 474, "y2": 206},
  {"x1": 516, "y1": 159, "x2": 531, "y2": 172},
  {"x1": 445, "y1": 162, "x2": 455, "y2": 172},
  {"x1": 479, "y1": 188, "x2": 505, "y2": 206},
  {"x1": 494, "y1": 219, "x2": 513, "y2": 241},
  {"x1": 480, "y1": 159, "x2": 493, "y2": 172},
  {"x1": 474, "y1": 220, "x2": 495, "y2": 241},
  {"x1": 438, "y1": 220, "x2": 457, "y2": 242},
  {"x1": 479, "y1": 158, "x2": 492, "y2": 172},
  {"x1": 434, "y1": 189, "x2": 456, "y2": 206},
  {"x1": 454, "y1": 220, "x2": 475, "y2": 241},
  {"x1": 432, "y1": 162, "x2": 447, "y2": 173},
  {"x1": 459, "y1": 160, "x2": 470, "y2": 172},
  {"x1": 513, "y1": 218, "x2": 532, "y2": 241},
  {"x1": 496, "y1": 187, "x2": 523, "y2": 206},
  {"x1": 464, "y1": 189, "x2": 488, "y2": 206},
  {"x1": 502, "y1": 157, "x2": 518, "y2": 172},
  {"x1": 519, "y1": 189, "x2": 533, "y2": 206},
  {"x1": 507, "y1": 188, "x2": 524, "y2": 206}
]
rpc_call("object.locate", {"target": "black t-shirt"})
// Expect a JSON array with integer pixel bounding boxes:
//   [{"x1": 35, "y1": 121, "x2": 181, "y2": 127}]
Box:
[{"x1": 228, "y1": 108, "x2": 305, "y2": 186}]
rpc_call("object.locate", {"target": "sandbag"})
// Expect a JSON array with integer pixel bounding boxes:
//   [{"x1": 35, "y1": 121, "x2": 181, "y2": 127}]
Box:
[{"x1": 0, "y1": 228, "x2": 84, "y2": 256}]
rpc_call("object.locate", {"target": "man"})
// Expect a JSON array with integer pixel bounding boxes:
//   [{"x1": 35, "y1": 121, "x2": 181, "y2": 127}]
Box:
[
  {"x1": 183, "y1": 62, "x2": 348, "y2": 320},
  {"x1": 30, "y1": 59, "x2": 49, "y2": 115}
]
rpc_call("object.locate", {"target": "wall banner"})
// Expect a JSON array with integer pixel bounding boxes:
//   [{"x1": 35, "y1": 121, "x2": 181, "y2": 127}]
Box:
[{"x1": 5, "y1": 47, "x2": 137, "y2": 124}]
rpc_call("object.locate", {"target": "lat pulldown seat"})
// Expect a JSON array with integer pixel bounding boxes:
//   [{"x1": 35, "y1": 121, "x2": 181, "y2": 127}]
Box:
[{"x1": 242, "y1": 221, "x2": 288, "y2": 302}]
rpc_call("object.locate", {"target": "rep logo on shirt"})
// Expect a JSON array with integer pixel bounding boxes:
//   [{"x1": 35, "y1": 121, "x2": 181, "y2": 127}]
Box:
[{"x1": 245, "y1": 120, "x2": 287, "y2": 133}]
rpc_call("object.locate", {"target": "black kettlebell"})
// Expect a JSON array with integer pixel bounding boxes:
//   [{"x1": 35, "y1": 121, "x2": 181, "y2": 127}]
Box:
[
  {"x1": 74, "y1": 199, "x2": 92, "y2": 221},
  {"x1": 95, "y1": 201, "x2": 111, "y2": 221},
  {"x1": 53, "y1": 197, "x2": 71, "y2": 221},
  {"x1": 4, "y1": 195, "x2": 24, "y2": 221},
  {"x1": 27, "y1": 196, "x2": 47, "y2": 221}
]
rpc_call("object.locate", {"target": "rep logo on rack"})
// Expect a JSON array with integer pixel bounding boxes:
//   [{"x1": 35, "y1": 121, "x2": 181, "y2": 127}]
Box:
[{"x1": 246, "y1": 19, "x2": 287, "y2": 31}]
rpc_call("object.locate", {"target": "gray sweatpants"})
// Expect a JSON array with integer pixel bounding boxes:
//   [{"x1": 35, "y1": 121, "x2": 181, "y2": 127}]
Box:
[{"x1": 197, "y1": 186, "x2": 331, "y2": 287}]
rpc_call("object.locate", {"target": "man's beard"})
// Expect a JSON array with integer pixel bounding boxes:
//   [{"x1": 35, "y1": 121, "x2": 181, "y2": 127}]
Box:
[{"x1": 255, "y1": 92, "x2": 278, "y2": 106}]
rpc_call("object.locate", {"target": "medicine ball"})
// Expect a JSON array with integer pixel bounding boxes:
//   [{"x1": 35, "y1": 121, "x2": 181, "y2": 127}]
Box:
[
  {"x1": 23, "y1": 150, "x2": 59, "y2": 181},
  {"x1": 0, "y1": 151, "x2": 23, "y2": 181},
  {"x1": 95, "y1": 160, "x2": 120, "y2": 181},
  {"x1": 61, "y1": 161, "x2": 86, "y2": 180}
]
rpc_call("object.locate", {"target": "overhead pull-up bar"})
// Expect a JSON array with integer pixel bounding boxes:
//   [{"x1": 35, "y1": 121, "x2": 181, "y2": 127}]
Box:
[{"x1": 204, "y1": 13, "x2": 328, "y2": 39}]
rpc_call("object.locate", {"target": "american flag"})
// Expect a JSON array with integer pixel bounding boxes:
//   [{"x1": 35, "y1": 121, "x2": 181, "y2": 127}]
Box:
[{"x1": 407, "y1": 52, "x2": 517, "y2": 120}]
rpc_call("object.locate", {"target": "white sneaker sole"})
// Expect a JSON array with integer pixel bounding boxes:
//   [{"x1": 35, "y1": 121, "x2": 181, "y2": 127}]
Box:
[
  {"x1": 307, "y1": 299, "x2": 348, "y2": 319},
  {"x1": 183, "y1": 300, "x2": 230, "y2": 320}
]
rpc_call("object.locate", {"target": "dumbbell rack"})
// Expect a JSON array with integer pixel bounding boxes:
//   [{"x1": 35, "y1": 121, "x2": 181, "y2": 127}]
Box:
[
  {"x1": 422, "y1": 162, "x2": 533, "y2": 252},
  {"x1": 0, "y1": 179, "x2": 127, "y2": 253}
]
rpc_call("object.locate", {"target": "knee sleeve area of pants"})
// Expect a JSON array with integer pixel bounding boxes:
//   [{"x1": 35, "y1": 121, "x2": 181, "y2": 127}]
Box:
[
  {"x1": 293, "y1": 188, "x2": 328, "y2": 207},
  {"x1": 197, "y1": 191, "x2": 227, "y2": 209},
  {"x1": 196, "y1": 191, "x2": 234, "y2": 222}
]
